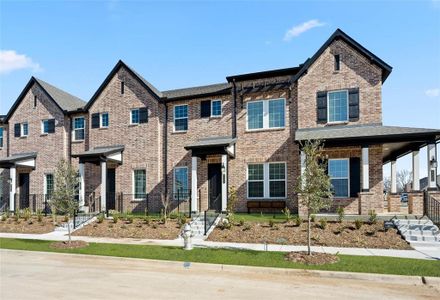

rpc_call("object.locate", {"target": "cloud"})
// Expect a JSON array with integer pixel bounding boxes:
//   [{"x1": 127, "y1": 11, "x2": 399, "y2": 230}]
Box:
[
  {"x1": 425, "y1": 88, "x2": 440, "y2": 97},
  {"x1": 0, "y1": 50, "x2": 42, "y2": 75},
  {"x1": 284, "y1": 19, "x2": 326, "y2": 41}
]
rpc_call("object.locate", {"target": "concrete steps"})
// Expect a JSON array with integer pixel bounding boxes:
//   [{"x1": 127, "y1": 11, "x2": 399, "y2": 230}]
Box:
[{"x1": 392, "y1": 216, "x2": 440, "y2": 247}]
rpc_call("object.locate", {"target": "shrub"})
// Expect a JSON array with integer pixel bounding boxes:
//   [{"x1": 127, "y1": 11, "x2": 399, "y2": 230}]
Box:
[
  {"x1": 337, "y1": 206, "x2": 345, "y2": 223},
  {"x1": 294, "y1": 216, "x2": 303, "y2": 227},
  {"x1": 239, "y1": 219, "x2": 245, "y2": 226},
  {"x1": 269, "y1": 219, "x2": 275, "y2": 228},
  {"x1": 319, "y1": 218, "x2": 327, "y2": 230},
  {"x1": 36, "y1": 210, "x2": 43, "y2": 222},
  {"x1": 169, "y1": 212, "x2": 179, "y2": 220},
  {"x1": 178, "y1": 215, "x2": 187, "y2": 227},
  {"x1": 1, "y1": 214, "x2": 7, "y2": 221},
  {"x1": 126, "y1": 214, "x2": 134, "y2": 224},
  {"x1": 219, "y1": 219, "x2": 231, "y2": 230},
  {"x1": 282, "y1": 207, "x2": 292, "y2": 222},
  {"x1": 143, "y1": 216, "x2": 150, "y2": 225},
  {"x1": 113, "y1": 214, "x2": 119, "y2": 223},
  {"x1": 355, "y1": 219, "x2": 363, "y2": 230},
  {"x1": 368, "y1": 210, "x2": 377, "y2": 224},
  {"x1": 243, "y1": 223, "x2": 251, "y2": 231},
  {"x1": 13, "y1": 210, "x2": 19, "y2": 222},
  {"x1": 97, "y1": 214, "x2": 104, "y2": 223},
  {"x1": 23, "y1": 208, "x2": 31, "y2": 221},
  {"x1": 310, "y1": 214, "x2": 316, "y2": 223}
]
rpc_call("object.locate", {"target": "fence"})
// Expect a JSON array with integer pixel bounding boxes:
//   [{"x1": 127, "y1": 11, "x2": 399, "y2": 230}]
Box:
[
  {"x1": 13, "y1": 194, "x2": 52, "y2": 215},
  {"x1": 424, "y1": 193, "x2": 440, "y2": 225}
]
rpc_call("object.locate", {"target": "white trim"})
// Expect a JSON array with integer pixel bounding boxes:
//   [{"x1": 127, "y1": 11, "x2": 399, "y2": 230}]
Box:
[
  {"x1": 72, "y1": 117, "x2": 85, "y2": 141},
  {"x1": 246, "y1": 98, "x2": 286, "y2": 131},
  {"x1": 246, "y1": 162, "x2": 287, "y2": 199},
  {"x1": 328, "y1": 158, "x2": 350, "y2": 198},
  {"x1": 362, "y1": 147, "x2": 369, "y2": 191},
  {"x1": 173, "y1": 104, "x2": 188, "y2": 132},
  {"x1": 132, "y1": 169, "x2": 147, "y2": 201},
  {"x1": 210, "y1": 99, "x2": 222, "y2": 118},
  {"x1": 21, "y1": 122, "x2": 29, "y2": 137},
  {"x1": 327, "y1": 90, "x2": 349, "y2": 124},
  {"x1": 100, "y1": 112, "x2": 109, "y2": 128},
  {"x1": 412, "y1": 151, "x2": 420, "y2": 191},
  {"x1": 130, "y1": 109, "x2": 140, "y2": 125},
  {"x1": 173, "y1": 166, "x2": 189, "y2": 200},
  {"x1": 41, "y1": 119, "x2": 49, "y2": 134}
]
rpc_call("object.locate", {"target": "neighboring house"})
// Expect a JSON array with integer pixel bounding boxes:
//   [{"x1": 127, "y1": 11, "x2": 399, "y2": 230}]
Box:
[{"x1": 1, "y1": 28, "x2": 439, "y2": 215}]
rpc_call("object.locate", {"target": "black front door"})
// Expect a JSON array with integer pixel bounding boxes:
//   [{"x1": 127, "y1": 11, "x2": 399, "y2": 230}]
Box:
[
  {"x1": 208, "y1": 164, "x2": 222, "y2": 212},
  {"x1": 106, "y1": 169, "x2": 116, "y2": 210},
  {"x1": 18, "y1": 173, "x2": 30, "y2": 209}
]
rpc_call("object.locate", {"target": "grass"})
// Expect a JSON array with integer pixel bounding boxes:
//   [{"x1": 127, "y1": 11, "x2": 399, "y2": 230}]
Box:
[
  {"x1": 233, "y1": 213, "x2": 291, "y2": 223},
  {"x1": 1, "y1": 238, "x2": 439, "y2": 277}
]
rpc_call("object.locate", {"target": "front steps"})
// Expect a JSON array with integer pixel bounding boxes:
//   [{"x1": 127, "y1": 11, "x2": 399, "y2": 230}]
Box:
[
  {"x1": 392, "y1": 217, "x2": 440, "y2": 248},
  {"x1": 189, "y1": 213, "x2": 221, "y2": 239}
]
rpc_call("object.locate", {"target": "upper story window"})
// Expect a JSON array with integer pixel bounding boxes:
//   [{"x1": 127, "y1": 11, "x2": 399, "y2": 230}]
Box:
[
  {"x1": 41, "y1": 119, "x2": 55, "y2": 134},
  {"x1": 92, "y1": 113, "x2": 110, "y2": 129},
  {"x1": 200, "y1": 100, "x2": 222, "y2": 118},
  {"x1": 100, "y1": 113, "x2": 109, "y2": 128},
  {"x1": 130, "y1": 108, "x2": 148, "y2": 125},
  {"x1": 0, "y1": 127, "x2": 3, "y2": 148},
  {"x1": 247, "y1": 162, "x2": 286, "y2": 199},
  {"x1": 211, "y1": 100, "x2": 222, "y2": 117},
  {"x1": 247, "y1": 98, "x2": 285, "y2": 130},
  {"x1": 328, "y1": 90, "x2": 348, "y2": 123},
  {"x1": 21, "y1": 123, "x2": 29, "y2": 137},
  {"x1": 72, "y1": 117, "x2": 85, "y2": 141},
  {"x1": 328, "y1": 159, "x2": 349, "y2": 198},
  {"x1": 173, "y1": 167, "x2": 189, "y2": 199},
  {"x1": 121, "y1": 81, "x2": 125, "y2": 94},
  {"x1": 33, "y1": 95, "x2": 37, "y2": 108},
  {"x1": 174, "y1": 105, "x2": 188, "y2": 132},
  {"x1": 334, "y1": 54, "x2": 340, "y2": 71},
  {"x1": 131, "y1": 109, "x2": 139, "y2": 124}
]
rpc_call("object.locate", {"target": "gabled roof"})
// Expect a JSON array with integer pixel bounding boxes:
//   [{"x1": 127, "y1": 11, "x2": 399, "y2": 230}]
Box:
[
  {"x1": 85, "y1": 60, "x2": 162, "y2": 110},
  {"x1": 292, "y1": 28, "x2": 392, "y2": 83},
  {"x1": 163, "y1": 83, "x2": 231, "y2": 101},
  {"x1": 226, "y1": 66, "x2": 301, "y2": 82},
  {"x1": 5, "y1": 77, "x2": 86, "y2": 122}
]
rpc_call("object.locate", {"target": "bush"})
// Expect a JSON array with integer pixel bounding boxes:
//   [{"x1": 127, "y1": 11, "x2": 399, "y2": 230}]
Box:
[
  {"x1": 97, "y1": 214, "x2": 104, "y2": 223},
  {"x1": 169, "y1": 212, "x2": 179, "y2": 220},
  {"x1": 23, "y1": 208, "x2": 31, "y2": 221},
  {"x1": 310, "y1": 214, "x2": 316, "y2": 223},
  {"x1": 219, "y1": 219, "x2": 231, "y2": 230},
  {"x1": 1, "y1": 214, "x2": 7, "y2": 221},
  {"x1": 13, "y1": 211, "x2": 19, "y2": 222},
  {"x1": 269, "y1": 219, "x2": 275, "y2": 228},
  {"x1": 355, "y1": 219, "x2": 363, "y2": 230},
  {"x1": 113, "y1": 214, "x2": 119, "y2": 224},
  {"x1": 282, "y1": 207, "x2": 292, "y2": 222},
  {"x1": 294, "y1": 216, "x2": 303, "y2": 226},
  {"x1": 337, "y1": 206, "x2": 345, "y2": 223},
  {"x1": 243, "y1": 223, "x2": 251, "y2": 231},
  {"x1": 239, "y1": 219, "x2": 245, "y2": 226},
  {"x1": 143, "y1": 216, "x2": 150, "y2": 225},
  {"x1": 126, "y1": 214, "x2": 134, "y2": 224},
  {"x1": 178, "y1": 215, "x2": 187, "y2": 227},
  {"x1": 36, "y1": 210, "x2": 43, "y2": 222},
  {"x1": 368, "y1": 210, "x2": 377, "y2": 224},
  {"x1": 319, "y1": 218, "x2": 327, "y2": 230}
]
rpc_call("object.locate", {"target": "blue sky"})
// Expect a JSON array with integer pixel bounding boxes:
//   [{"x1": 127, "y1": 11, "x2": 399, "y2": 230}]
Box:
[{"x1": 0, "y1": 0, "x2": 439, "y2": 177}]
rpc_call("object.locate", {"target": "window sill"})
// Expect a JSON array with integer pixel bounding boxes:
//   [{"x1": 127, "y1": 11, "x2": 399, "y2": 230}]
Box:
[
  {"x1": 245, "y1": 127, "x2": 285, "y2": 133},
  {"x1": 172, "y1": 130, "x2": 187, "y2": 134},
  {"x1": 72, "y1": 140, "x2": 84, "y2": 143},
  {"x1": 19, "y1": 136, "x2": 28, "y2": 139},
  {"x1": 247, "y1": 197, "x2": 287, "y2": 201},
  {"x1": 98, "y1": 127, "x2": 108, "y2": 130},
  {"x1": 40, "y1": 133, "x2": 48, "y2": 136},
  {"x1": 210, "y1": 115, "x2": 222, "y2": 119},
  {"x1": 128, "y1": 123, "x2": 139, "y2": 127},
  {"x1": 326, "y1": 121, "x2": 349, "y2": 126}
]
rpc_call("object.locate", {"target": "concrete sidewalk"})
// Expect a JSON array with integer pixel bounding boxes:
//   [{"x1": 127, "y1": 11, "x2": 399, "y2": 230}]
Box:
[{"x1": 1, "y1": 231, "x2": 439, "y2": 260}]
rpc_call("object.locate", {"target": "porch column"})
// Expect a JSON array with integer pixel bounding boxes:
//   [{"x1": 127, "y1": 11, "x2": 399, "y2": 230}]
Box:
[
  {"x1": 221, "y1": 154, "x2": 228, "y2": 212},
  {"x1": 191, "y1": 156, "x2": 198, "y2": 212},
  {"x1": 9, "y1": 166, "x2": 16, "y2": 212},
  {"x1": 427, "y1": 143, "x2": 438, "y2": 190},
  {"x1": 362, "y1": 146, "x2": 369, "y2": 191},
  {"x1": 100, "y1": 160, "x2": 107, "y2": 212},
  {"x1": 300, "y1": 151, "x2": 306, "y2": 188},
  {"x1": 390, "y1": 160, "x2": 397, "y2": 194},
  {"x1": 412, "y1": 150, "x2": 420, "y2": 191},
  {"x1": 79, "y1": 162, "x2": 85, "y2": 208}
]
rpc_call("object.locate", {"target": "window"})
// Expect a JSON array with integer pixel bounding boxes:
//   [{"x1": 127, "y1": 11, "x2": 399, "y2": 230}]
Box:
[
  {"x1": 173, "y1": 167, "x2": 189, "y2": 199},
  {"x1": 21, "y1": 123, "x2": 29, "y2": 137},
  {"x1": 34, "y1": 95, "x2": 37, "y2": 108},
  {"x1": 100, "y1": 113, "x2": 109, "y2": 128},
  {"x1": 211, "y1": 100, "x2": 222, "y2": 117},
  {"x1": 73, "y1": 117, "x2": 85, "y2": 141},
  {"x1": 131, "y1": 109, "x2": 139, "y2": 124},
  {"x1": 42, "y1": 120, "x2": 49, "y2": 134},
  {"x1": 133, "y1": 169, "x2": 146, "y2": 199},
  {"x1": 334, "y1": 54, "x2": 340, "y2": 71},
  {"x1": 121, "y1": 81, "x2": 125, "y2": 94},
  {"x1": 0, "y1": 127, "x2": 3, "y2": 148},
  {"x1": 247, "y1": 162, "x2": 286, "y2": 199},
  {"x1": 45, "y1": 174, "x2": 54, "y2": 198},
  {"x1": 247, "y1": 98, "x2": 285, "y2": 130},
  {"x1": 328, "y1": 90, "x2": 348, "y2": 123},
  {"x1": 328, "y1": 159, "x2": 349, "y2": 198},
  {"x1": 174, "y1": 105, "x2": 188, "y2": 132}
]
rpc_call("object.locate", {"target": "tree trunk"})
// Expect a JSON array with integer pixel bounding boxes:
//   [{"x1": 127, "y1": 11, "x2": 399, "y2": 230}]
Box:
[
  {"x1": 67, "y1": 214, "x2": 71, "y2": 245},
  {"x1": 307, "y1": 212, "x2": 311, "y2": 255}
]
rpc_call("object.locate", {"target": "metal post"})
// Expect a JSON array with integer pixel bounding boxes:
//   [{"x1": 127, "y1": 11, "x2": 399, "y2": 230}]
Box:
[
  {"x1": 73, "y1": 210, "x2": 76, "y2": 229},
  {"x1": 204, "y1": 210, "x2": 207, "y2": 235}
]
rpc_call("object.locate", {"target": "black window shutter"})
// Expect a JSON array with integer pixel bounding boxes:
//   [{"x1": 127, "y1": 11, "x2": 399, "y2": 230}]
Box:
[
  {"x1": 350, "y1": 157, "x2": 361, "y2": 197},
  {"x1": 316, "y1": 91, "x2": 327, "y2": 123},
  {"x1": 91, "y1": 113, "x2": 100, "y2": 128},
  {"x1": 14, "y1": 123, "x2": 21, "y2": 137},
  {"x1": 48, "y1": 119, "x2": 55, "y2": 133},
  {"x1": 200, "y1": 100, "x2": 211, "y2": 118},
  {"x1": 139, "y1": 107, "x2": 148, "y2": 123},
  {"x1": 348, "y1": 88, "x2": 359, "y2": 121}
]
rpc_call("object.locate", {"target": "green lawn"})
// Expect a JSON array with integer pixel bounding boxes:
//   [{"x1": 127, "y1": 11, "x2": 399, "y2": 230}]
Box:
[
  {"x1": 1, "y1": 238, "x2": 438, "y2": 277},
  {"x1": 233, "y1": 213, "x2": 290, "y2": 223}
]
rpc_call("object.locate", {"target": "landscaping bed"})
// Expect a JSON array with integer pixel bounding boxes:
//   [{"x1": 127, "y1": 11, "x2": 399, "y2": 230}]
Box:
[
  {"x1": 208, "y1": 220, "x2": 412, "y2": 250},
  {"x1": 72, "y1": 218, "x2": 182, "y2": 240},
  {"x1": 0, "y1": 215, "x2": 60, "y2": 234}
]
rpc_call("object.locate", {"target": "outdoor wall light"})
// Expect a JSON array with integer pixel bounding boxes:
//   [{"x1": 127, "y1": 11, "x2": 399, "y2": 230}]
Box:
[
  {"x1": 221, "y1": 163, "x2": 225, "y2": 173},
  {"x1": 430, "y1": 157, "x2": 438, "y2": 169}
]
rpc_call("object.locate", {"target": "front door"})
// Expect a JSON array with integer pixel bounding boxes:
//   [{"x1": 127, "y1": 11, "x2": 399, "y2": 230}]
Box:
[
  {"x1": 208, "y1": 164, "x2": 222, "y2": 212},
  {"x1": 18, "y1": 173, "x2": 30, "y2": 209},
  {"x1": 106, "y1": 169, "x2": 116, "y2": 210}
]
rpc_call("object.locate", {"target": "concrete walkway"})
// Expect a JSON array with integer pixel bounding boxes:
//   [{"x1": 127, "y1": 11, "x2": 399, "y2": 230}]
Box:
[{"x1": 1, "y1": 231, "x2": 439, "y2": 260}]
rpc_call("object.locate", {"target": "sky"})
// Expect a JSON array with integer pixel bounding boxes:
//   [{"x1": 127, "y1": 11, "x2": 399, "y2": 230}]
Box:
[{"x1": 0, "y1": 0, "x2": 439, "y2": 178}]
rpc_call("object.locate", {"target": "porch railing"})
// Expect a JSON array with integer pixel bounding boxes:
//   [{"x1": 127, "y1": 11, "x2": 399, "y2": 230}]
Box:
[
  {"x1": 424, "y1": 193, "x2": 440, "y2": 226},
  {"x1": 14, "y1": 194, "x2": 52, "y2": 215},
  {"x1": 204, "y1": 210, "x2": 219, "y2": 235}
]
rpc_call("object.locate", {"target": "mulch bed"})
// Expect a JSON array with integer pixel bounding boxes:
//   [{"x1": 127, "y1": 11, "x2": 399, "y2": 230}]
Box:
[
  {"x1": 285, "y1": 251, "x2": 339, "y2": 265},
  {"x1": 0, "y1": 216, "x2": 60, "y2": 234},
  {"x1": 49, "y1": 240, "x2": 89, "y2": 249},
  {"x1": 72, "y1": 218, "x2": 182, "y2": 240},
  {"x1": 208, "y1": 220, "x2": 412, "y2": 250}
]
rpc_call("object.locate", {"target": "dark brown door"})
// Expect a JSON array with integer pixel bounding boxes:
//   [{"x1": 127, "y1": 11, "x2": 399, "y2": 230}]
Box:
[
  {"x1": 208, "y1": 164, "x2": 222, "y2": 212},
  {"x1": 18, "y1": 173, "x2": 30, "y2": 209},
  {"x1": 106, "y1": 169, "x2": 116, "y2": 210}
]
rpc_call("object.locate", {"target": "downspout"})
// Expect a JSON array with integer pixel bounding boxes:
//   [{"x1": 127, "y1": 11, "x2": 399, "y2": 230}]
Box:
[
  {"x1": 68, "y1": 115, "x2": 72, "y2": 164},
  {"x1": 163, "y1": 100, "x2": 168, "y2": 202},
  {"x1": 232, "y1": 79, "x2": 237, "y2": 138}
]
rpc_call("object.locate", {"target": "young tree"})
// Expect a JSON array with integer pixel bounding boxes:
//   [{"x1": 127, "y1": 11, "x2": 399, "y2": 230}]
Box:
[
  {"x1": 295, "y1": 140, "x2": 333, "y2": 255},
  {"x1": 51, "y1": 159, "x2": 79, "y2": 244}
]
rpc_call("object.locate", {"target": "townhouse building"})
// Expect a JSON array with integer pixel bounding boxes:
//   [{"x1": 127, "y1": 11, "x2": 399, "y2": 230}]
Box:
[{"x1": 1, "y1": 29, "x2": 439, "y2": 216}]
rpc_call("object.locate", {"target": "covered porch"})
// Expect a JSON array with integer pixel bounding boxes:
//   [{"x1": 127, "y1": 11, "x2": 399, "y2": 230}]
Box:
[
  {"x1": 184, "y1": 136, "x2": 236, "y2": 214},
  {"x1": 295, "y1": 124, "x2": 440, "y2": 216}
]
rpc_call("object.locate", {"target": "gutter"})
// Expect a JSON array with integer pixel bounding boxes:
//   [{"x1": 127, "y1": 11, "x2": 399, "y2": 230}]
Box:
[
  {"x1": 232, "y1": 79, "x2": 237, "y2": 138},
  {"x1": 163, "y1": 101, "x2": 168, "y2": 202}
]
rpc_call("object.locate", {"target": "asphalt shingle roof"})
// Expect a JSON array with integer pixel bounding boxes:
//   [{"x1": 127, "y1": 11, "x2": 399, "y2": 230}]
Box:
[
  {"x1": 0, "y1": 152, "x2": 37, "y2": 163},
  {"x1": 163, "y1": 83, "x2": 231, "y2": 100},
  {"x1": 72, "y1": 145, "x2": 124, "y2": 157},
  {"x1": 185, "y1": 136, "x2": 237, "y2": 149},
  {"x1": 35, "y1": 78, "x2": 86, "y2": 111}
]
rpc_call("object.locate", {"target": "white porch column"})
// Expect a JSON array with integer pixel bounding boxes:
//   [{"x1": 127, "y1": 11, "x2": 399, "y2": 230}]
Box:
[
  {"x1": 412, "y1": 150, "x2": 420, "y2": 191},
  {"x1": 427, "y1": 143, "x2": 438, "y2": 189},
  {"x1": 100, "y1": 160, "x2": 107, "y2": 212},
  {"x1": 9, "y1": 166, "x2": 16, "y2": 212},
  {"x1": 191, "y1": 156, "x2": 198, "y2": 212},
  {"x1": 362, "y1": 146, "x2": 369, "y2": 191},
  {"x1": 79, "y1": 163, "x2": 85, "y2": 208},
  {"x1": 221, "y1": 154, "x2": 228, "y2": 212},
  {"x1": 390, "y1": 160, "x2": 397, "y2": 194},
  {"x1": 300, "y1": 151, "x2": 306, "y2": 188}
]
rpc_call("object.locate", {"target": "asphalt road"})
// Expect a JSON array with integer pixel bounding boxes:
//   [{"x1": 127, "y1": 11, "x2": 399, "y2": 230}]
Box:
[{"x1": 0, "y1": 249, "x2": 438, "y2": 300}]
